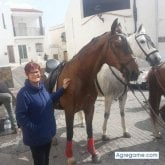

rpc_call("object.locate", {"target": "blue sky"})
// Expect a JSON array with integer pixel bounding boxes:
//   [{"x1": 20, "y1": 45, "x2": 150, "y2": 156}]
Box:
[{"x1": 1, "y1": 0, "x2": 70, "y2": 28}]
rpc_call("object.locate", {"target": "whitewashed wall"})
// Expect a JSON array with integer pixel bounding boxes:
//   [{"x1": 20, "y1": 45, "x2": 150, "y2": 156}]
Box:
[
  {"x1": 11, "y1": 9, "x2": 45, "y2": 64},
  {"x1": 0, "y1": 4, "x2": 14, "y2": 66},
  {"x1": 132, "y1": 0, "x2": 165, "y2": 58},
  {"x1": 65, "y1": 0, "x2": 165, "y2": 60},
  {"x1": 14, "y1": 38, "x2": 45, "y2": 63},
  {"x1": 49, "y1": 24, "x2": 67, "y2": 61},
  {"x1": 158, "y1": 0, "x2": 165, "y2": 58},
  {"x1": 65, "y1": 0, "x2": 134, "y2": 59}
]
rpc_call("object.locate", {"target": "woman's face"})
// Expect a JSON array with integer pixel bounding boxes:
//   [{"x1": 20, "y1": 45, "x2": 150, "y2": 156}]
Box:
[{"x1": 27, "y1": 69, "x2": 41, "y2": 84}]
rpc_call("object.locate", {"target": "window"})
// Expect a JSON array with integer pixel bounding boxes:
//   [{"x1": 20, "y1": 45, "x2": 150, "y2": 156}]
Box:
[
  {"x1": 18, "y1": 45, "x2": 27, "y2": 59},
  {"x1": 18, "y1": 23, "x2": 27, "y2": 36},
  {"x1": 53, "y1": 54, "x2": 58, "y2": 60},
  {"x1": 2, "y1": 13, "x2": 6, "y2": 29},
  {"x1": 83, "y1": 0, "x2": 130, "y2": 17},
  {"x1": 35, "y1": 43, "x2": 43, "y2": 52},
  {"x1": 61, "y1": 32, "x2": 66, "y2": 42}
]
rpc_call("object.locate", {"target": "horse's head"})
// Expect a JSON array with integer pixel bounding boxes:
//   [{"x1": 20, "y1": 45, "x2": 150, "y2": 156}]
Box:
[
  {"x1": 105, "y1": 18, "x2": 139, "y2": 81},
  {"x1": 128, "y1": 25, "x2": 161, "y2": 66}
]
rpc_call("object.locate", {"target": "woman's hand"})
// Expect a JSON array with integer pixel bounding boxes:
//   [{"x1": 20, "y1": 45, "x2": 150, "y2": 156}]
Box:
[{"x1": 63, "y1": 78, "x2": 71, "y2": 89}]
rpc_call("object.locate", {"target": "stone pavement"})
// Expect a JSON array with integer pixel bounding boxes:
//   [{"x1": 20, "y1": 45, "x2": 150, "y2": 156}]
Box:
[{"x1": 0, "y1": 65, "x2": 165, "y2": 165}]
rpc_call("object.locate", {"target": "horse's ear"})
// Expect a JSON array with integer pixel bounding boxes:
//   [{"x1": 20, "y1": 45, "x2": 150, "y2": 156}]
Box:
[
  {"x1": 137, "y1": 24, "x2": 145, "y2": 34},
  {"x1": 117, "y1": 23, "x2": 122, "y2": 33},
  {"x1": 111, "y1": 18, "x2": 119, "y2": 34}
]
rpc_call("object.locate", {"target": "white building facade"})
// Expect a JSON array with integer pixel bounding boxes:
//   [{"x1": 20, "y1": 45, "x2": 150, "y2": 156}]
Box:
[
  {"x1": 65, "y1": 0, "x2": 165, "y2": 59},
  {"x1": 49, "y1": 24, "x2": 67, "y2": 61},
  {"x1": 0, "y1": 4, "x2": 14, "y2": 66},
  {"x1": 11, "y1": 8, "x2": 45, "y2": 64},
  {"x1": 0, "y1": 4, "x2": 46, "y2": 66}
]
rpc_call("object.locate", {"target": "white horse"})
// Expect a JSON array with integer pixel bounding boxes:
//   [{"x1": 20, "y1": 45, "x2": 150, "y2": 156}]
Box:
[{"x1": 77, "y1": 25, "x2": 161, "y2": 140}]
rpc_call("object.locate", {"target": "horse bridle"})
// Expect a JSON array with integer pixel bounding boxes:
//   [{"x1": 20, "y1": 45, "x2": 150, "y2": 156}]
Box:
[
  {"x1": 135, "y1": 33, "x2": 159, "y2": 61},
  {"x1": 95, "y1": 33, "x2": 131, "y2": 96},
  {"x1": 109, "y1": 33, "x2": 137, "y2": 81}
]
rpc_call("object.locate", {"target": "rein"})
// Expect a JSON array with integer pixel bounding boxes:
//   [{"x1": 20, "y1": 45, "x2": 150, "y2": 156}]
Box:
[
  {"x1": 109, "y1": 66, "x2": 128, "y2": 98},
  {"x1": 128, "y1": 79, "x2": 165, "y2": 129},
  {"x1": 95, "y1": 78, "x2": 104, "y2": 96}
]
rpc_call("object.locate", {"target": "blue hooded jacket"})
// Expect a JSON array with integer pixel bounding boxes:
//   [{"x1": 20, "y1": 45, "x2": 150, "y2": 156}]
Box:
[{"x1": 16, "y1": 80, "x2": 64, "y2": 146}]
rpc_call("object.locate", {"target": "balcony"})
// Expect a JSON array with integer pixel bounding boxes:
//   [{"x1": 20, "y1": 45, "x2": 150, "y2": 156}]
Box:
[{"x1": 13, "y1": 26, "x2": 44, "y2": 36}]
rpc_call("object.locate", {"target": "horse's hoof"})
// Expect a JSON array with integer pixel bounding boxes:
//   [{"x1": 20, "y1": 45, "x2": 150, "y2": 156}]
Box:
[
  {"x1": 153, "y1": 132, "x2": 162, "y2": 139},
  {"x1": 123, "y1": 132, "x2": 131, "y2": 138},
  {"x1": 102, "y1": 135, "x2": 110, "y2": 141},
  {"x1": 155, "y1": 135, "x2": 162, "y2": 139},
  {"x1": 92, "y1": 154, "x2": 101, "y2": 164},
  {"x1": 67, "y1": 157, "x2": 76, "y2": 165}
]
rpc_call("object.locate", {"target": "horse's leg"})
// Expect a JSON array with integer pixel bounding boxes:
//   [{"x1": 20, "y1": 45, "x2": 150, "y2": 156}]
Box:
[
  {"x1": 84, "y1": 106, "x2": 101, "y2": 163},
  {"x1": 149, "y1": 91, "x2": 161, "y2": 138},
  {"x1": 102, "y1": 95, "x2": 113, "y2": 141},
  {"x1": 65, "y1": 112, "x2": 76, "y2": 165},
  {"x1": 77, "y1": 111, "x2": 85, "y2": 127},
  {"x1": 148, "y1": 77, "x2": 162, "y2": 138},
  {"x1": 160, "y1": 104, "x2": 165, "y2": 122},
  {"x1": 118, "y1": 92, "x2": 131, "y2": 138}
]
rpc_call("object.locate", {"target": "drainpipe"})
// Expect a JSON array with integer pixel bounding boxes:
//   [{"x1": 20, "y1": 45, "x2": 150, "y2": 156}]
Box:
[
  {"x1": 39, "y1": 16, "x2": 44, "y2": 35},
  {"x1": 133, "y1": 0, "x2": 137, "y2": 32},
  {"x1": 155, "y1": 0, "x2": 159, "y2": 48}
]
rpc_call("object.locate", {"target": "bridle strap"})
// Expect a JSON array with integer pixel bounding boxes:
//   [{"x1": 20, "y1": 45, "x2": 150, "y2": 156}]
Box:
[
  {"x1": 109, "y1": 33, "x2": 135, "y2": 79},
  {"x1": 135, "y1": 33, "x2": 159, "y2": 60},
  {"x1": 109, "y1": 65, "x2": 128, "y2": 98},
  {"x1": 109, "y1": 66, "x2": 127, "y2": 86},
  {"x1": 146, "y1": 50, "x2": 159, "y2": 60},
  {"x1": 95, "y1": 77, "x2": 105, "y2": 96},
  {"x1": 119, "y1": 57, "x2": 137, "y2": 81}
]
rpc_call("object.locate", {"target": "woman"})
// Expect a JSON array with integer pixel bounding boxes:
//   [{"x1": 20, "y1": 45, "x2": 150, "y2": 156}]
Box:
[{"x1": 15, "y1": 61, "x2": 70, "y2": 165}]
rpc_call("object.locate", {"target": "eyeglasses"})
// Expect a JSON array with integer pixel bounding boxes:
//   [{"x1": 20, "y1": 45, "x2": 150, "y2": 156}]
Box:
[{"x1": 29, "y1": 70, "x2": 40, "y2": 75}]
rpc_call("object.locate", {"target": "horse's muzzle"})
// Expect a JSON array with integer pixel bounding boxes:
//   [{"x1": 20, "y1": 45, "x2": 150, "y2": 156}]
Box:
[
  {"x1": 122, "y1": 66, "x2": 139, "y2": 81},
  {"x1": 129, "y1": 71, "x2": 139, "y2": 81}
]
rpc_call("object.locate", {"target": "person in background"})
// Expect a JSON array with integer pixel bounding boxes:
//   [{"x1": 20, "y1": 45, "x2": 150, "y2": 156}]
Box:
[
  {"x1": 0, "y1": 81, "x2": 18, "y2": 133},
  {"x1": 44, "y1": 53, "x2": 48, "y2": 61},
  {"x1": 15, "y1": 61, "x2": 70, "y2": 165}
]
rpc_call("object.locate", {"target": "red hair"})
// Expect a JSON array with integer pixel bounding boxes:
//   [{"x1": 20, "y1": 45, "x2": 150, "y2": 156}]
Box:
[{"x1": 24, "y1": 61, "x2": 41, "y2": 74}]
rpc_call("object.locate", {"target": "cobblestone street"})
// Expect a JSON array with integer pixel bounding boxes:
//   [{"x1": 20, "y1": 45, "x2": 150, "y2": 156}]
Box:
[{"x1": 0, "y1": 65, "x2": 165, "y2": 165}]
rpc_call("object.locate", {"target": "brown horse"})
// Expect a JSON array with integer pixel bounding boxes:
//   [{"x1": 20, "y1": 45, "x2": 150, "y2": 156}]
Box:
[
  {"x1": 48, "y1": 19, "x2": 139, "y2": 164},
  {"x1": 147, "y1": 62, "x2": 165, "y2": 138}
]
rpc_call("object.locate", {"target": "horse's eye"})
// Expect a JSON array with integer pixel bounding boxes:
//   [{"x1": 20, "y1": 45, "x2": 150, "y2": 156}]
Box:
[
  {"x1": 150, "y1": 41, "x2": 156, "y2": 48},
  {"x1": 114, "y1": 41, "x2": 122, "y2": 48},
  {"x1": 140, "y1": 40, "x2": 145, "y2": 44},
  {"x1": 114, "y1": 37, "x2": 122, "y2": 47}
]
